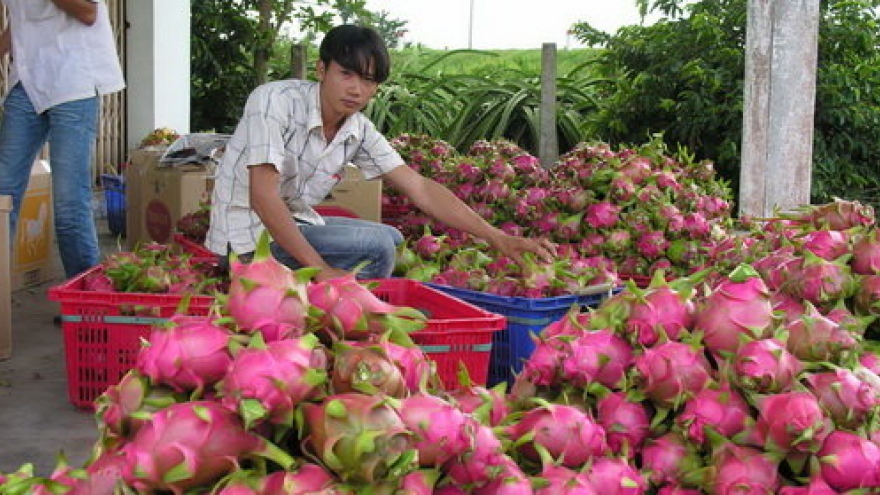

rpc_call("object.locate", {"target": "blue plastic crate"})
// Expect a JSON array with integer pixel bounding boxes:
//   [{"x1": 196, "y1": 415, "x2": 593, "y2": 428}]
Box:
[
  {"x1": 100, "y1": 174, "x2": 125, "y2": 237},
  {"x1": 426, "y1": 284, "x2": 616, "y2": 386}
]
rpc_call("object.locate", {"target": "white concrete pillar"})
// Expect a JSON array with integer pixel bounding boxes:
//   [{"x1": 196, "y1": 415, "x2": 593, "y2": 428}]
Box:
[
  {"x1": 740, "y1": 0, "x2": 820, "y2": 217},
  {"x1": 125, "y1": 0, "x2": 191, "y2": 149}
]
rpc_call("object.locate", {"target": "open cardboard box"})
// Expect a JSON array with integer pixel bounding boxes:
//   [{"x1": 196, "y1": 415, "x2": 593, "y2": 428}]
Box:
[{"x1": 13, "y1": 160, "x2": 55, "y2": 290}]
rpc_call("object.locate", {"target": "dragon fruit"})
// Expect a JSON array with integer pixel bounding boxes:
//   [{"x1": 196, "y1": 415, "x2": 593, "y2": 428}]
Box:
[
  {"x1": 471, "y1": 456, "x2": 533, "y2": 495},
  {"x1": 586, "y1": 456, "x2": 648, "y2": 495},
  {"x1": 640, "y1": 432, "x2": 703, "y2": 487},
  {"x1": 633, "y1": 340, "x2": 714, "y2": 408},
  {"x1": 779, "y1": 197, "x2": 875, "y2": 231},
  {"x1": 797, "y1": 229, "x2": 850, "y2": 260},
  {"x1": 260, "y1": 463, "x2": 337, "y2": 494},
  {"x1": 561, "y1": 328, "x2": 634, "y2": 389},
  {"x1": 817, "y1": 430, "x2": 880, "y2": 491},
  {"x1": 136, "y1": 314, "x2": 233, "y2": 394},
  {"x1": 122, "y1": 401, "x2": 293, "y2": 494},
  {"x1": 692, "y1": 264, "x2": 774, "y2": 356},
  {"x1": 786, "y1": 251, "x2": 855, "y2": 307},
  {"x1": 854, "y1": 274, "x2": 880, "y2": 316},
  {"x1": 506, "y1": 401, "x2": 607, "y2": 468},
  {"x1": 785, "y1": 303, "x2": 858, "y2": 362},
  {"x1": 444, "y1": 423, "x2": 508, "y2": 488},
  {"x1": 397, "y1": 394, "x2": 473, "y2": 467},
  {"x1": 852, "y1": 228, "x2": 880, "y2": 274},
  {"x1": 755, "y1": 392, "x2": 833, "y2": 455},
  {"x1": 677, "y1": 382, "x2": 753, "y2": 446},
  {"x1": 95, "y1": 369, "x2": 178, "y2": 446},
  {"x1": 808, "y1": 369, "x2": 880, "y2": 433},
  {"x1": 519, "y1": 336, "x2": 569, "y2": 386},
  {"x1": 777, "y1": 476, "x2": 838, "y2": 495},
  {"x1": 708, "y1": 443, "x2": 780, "y2": 495},
  {"x1": 730, "y1": 338, "x2": 804, "y2": 393},
  {"x1": 585, "y1": 202, "x2": 621, "y2": 229},
  {"x1": 624, "y1": 282, "x2": 694, "y2": 346},
  {"x1": 534, "y1": 465, "x2": 596, "y2": 494},
  {"x1": 596, "y1": 392, "x2": 650, "y2": 458},
  {"x1": 300, "y1": 393, "x2": 417, "y2": 485},
  {"x1": 330, "y1": 342, "x2": 407, "y2": 398},
  {"x1": 308, "y1": 275, "x2": 426, "y2": 340},
  {"x1": 446, "y1": 383, "x2": 510, "y2": 427},
  {"x1": 219, "y1": 334, "x2": 328, "y2": 427},
  {"x1": 635, "y1": 230, "x2": 670, "y2": 260}
]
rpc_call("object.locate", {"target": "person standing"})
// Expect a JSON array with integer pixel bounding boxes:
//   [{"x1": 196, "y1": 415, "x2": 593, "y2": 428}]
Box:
[
  {"x1": 0, "y1": 0, "x2": 125, "y2": 279},
  {"x1": 206, "y1": 25, "x2": 554, "y2": 280}
]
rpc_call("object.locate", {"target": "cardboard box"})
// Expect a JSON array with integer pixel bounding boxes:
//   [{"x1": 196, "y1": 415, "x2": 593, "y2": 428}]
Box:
[
  {"x1": 0, "y1": 195, "x2": 11, "y2": 359},
  {"x1": 125, "y1": 149, "x2": 213, "y2": 248},
  {"x1": 318, "y1": 166, "x2": 382, "y2": 222},
  {"x1": 13, "y1": 160, "x2": 55, "y2": 290}
]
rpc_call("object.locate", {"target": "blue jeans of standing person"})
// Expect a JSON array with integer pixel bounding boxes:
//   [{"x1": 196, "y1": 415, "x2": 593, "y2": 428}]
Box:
[
  {"x1": 270, "y1": 216, "x2": 404, "y2": 279},
  {"x1": 0, "y1": 83, "x2": 101, "y2": 279}
]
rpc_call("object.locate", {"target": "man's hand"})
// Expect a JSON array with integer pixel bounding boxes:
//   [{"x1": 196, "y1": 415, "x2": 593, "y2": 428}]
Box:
[
  {"x1": 51, "y1": 0, "x2": 98, "y2": 26},
  {"x1": 489, "y1": 233, "x2": 556, "y2": 267}
]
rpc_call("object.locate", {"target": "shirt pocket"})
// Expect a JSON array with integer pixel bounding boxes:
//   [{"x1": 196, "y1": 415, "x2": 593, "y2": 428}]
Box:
[
  {"x1": 24, "y1": 1, "x2": 57, "y2": 21},
  {"x1": 305, "y1": 168, "x2": 344, "y2": 204}
]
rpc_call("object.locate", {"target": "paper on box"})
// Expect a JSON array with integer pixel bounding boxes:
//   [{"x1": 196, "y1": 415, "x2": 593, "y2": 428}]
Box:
[{"x1": 13, "y1": 160, "x2": 55, "y2": 290}]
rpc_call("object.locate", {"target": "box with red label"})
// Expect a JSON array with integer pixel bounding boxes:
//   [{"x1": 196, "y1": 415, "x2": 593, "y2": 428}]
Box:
[{"x1": 125, "y1": 149, "x2": 213, "y2": 248}]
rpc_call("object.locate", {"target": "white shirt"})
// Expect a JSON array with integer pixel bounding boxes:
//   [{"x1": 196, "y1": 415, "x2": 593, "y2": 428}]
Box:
[
  {"x1": 206, "y1": 80, "x2": 404, "y2": 255},
  {"x1": 3, "y1": 0, "x2": 125, "y2": 113}
]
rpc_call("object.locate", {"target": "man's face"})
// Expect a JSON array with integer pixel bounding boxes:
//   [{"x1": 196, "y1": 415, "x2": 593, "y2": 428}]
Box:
[{"x1": 317, "y1": 60, "x2": 380, "y2": 119}]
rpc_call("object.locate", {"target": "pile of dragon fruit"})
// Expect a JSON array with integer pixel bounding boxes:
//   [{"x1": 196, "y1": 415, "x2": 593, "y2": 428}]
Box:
[
  {"x1": 80, "y1": 242, "x2": 227, "y2": 295},
  {"x1": 1, "y1": 197, "x2": 877, "y2": 493},
  {"x1": 386, "y1": 134, "x2": 736, "y2": 296}
]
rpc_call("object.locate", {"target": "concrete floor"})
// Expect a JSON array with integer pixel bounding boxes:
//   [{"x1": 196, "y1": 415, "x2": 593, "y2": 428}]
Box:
[{"x1": 0, "y1": 209, "x2": 119, "y2": 477}]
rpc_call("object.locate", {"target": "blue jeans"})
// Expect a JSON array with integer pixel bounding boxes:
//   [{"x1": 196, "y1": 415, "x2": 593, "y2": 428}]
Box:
[
  {"x1": 270, "y1": 217, "x2": 404, "y2": 279},
  {"x1": 0, "y1": 83, "x2": 101, "y2": 278}
]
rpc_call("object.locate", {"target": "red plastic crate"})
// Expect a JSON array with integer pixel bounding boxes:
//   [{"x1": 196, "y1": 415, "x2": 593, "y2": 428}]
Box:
[
  {"x1": 173, "y1": 233, "x2": 215, "y2": 258},
  {"x1": 48, "y1": 264, "x2": 217, "y2": 410},
  {"x1": 369, "y1": 278, "x2": 506, "y2": 390}
]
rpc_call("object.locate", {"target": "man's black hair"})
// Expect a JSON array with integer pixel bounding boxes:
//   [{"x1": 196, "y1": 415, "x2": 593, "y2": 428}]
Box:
[{"x1": 319, "y1": 25, "x2": 391, "y2": 84}]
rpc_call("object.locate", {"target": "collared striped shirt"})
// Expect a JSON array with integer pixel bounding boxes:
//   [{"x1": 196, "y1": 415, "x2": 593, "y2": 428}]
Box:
[{"x1": 206, "y1": 80, "x2": 403, "y2": 255}]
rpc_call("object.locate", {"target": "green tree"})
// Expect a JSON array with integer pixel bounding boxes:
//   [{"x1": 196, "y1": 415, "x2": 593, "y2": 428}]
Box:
[{"x1": 571, "y1": 0, "x2": 880, "y2": 206}]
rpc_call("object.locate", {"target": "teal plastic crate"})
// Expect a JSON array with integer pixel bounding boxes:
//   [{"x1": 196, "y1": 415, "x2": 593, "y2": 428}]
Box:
[{"x1": 426, "y1": 284, "x2": 616, "y2": 386}]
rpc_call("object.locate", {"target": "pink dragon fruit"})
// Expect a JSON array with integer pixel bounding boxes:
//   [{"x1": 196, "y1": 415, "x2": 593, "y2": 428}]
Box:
[
  {"x1": 330, "y1": 342, "x2": 408, "y2": 398},
  {"x1": 786, "y1": 251, "x2": 855, "y2": 307},
  {"x1": 640, "y1": 432, "x2": 703, "y2": 487},
  {"x1": 860, "y1": 351, "x2": 880, "y2": 374},
  {"x1": 731, "y1": 338, "x2": 804, "y2": 393},
  {"x1": 708, "y1": 443, "x2": 780, "y2": 495},
  {"x1": 851, "y1": 228, "x2": 880, "y2": 275},
  {"x1": 656, "y1": 486, "x2": 703, "y2": 495},
  {"x1": 817, "y1": 430, "x2": 880, "y2": 491},
  {"x1": 219, "y1": 334, "x2": 328, "y2": 427},
  {"x1": 585, "y1": 202, "x2": 621, "y2": 229},
  {"x1": 95, "y1": 369, "x2": 178, "y2": 446},
  {"x1": 692, "y1": 264, "x2": 774, "y2": 356},
  {"x1": 561, "y1": 328, "x2": 634, "y2": 389},
  {"x1": 471, "y1": 456, "x2": 533, "y2": 495},
  {"x1": 226, "y1": 237, "x2": 313, "y2": 340},
  {"x1": 777, "y1": 476, "x2": 838, "y2": 494},
  {"x1": 633, "y1": 340, "x2": 714, "y2": 408},
  {"x1": 72, "y1": 449, "x2": 130, "y2": 494},
  {"x1": 755, "y1": 392, "x2": 833, "y2": 455},
  {"x1": 534, "y1": 464, "x2": 596, "y2": 494},
  {"x1": 260, "y1": 463, "x2": 337, "y2": 494},
  {"x1": 635, "y1": 231, "x2": 670, "y2": 260},
  {"x1": 307, "y1": 275, "x2": 426, "y2": 340},
  {"x1": 677, "y1": 382, "x2": 753, "y2": 446},
  {"x1": 519, "y1": 336, "x2": 570, "y2": 386},
  {"x1": 596, "y1": 392, "x2": 650, "y2": 458},
  {"x1": 798, "y1": 229, "x2": 850, "y2": 260},
  {"x1": 300, "y1": 393, "x2": 417, "y2": 485},
  {"x1": 444, "y1": 423, "x2": 508, "y2": 488},
  {"x1": 398, "y1": 394, "x2": 473, "y2": 467},
  {"x1": 854, "y1": 274, "x2": 880, "y2": 316},
  {"x1": 506, "y1": 401, "x2": 607, "y2": 468},
  {"x1": 135, "y1": 314, "x2": 233, "y2": 393},
  {"x1": 122, "y1": 401, "x2": 293, "y2": 494},
  {"x1": 805, "y1": 369, "x2": 880, "y2": 430},
  {"x1": 770, "y1": 291, "x2": 807, "y2": 324},
  {"x1": 446, "y1": 383, "x2": 510, "y2": 427},
  {"x1": 780, "y1": 198, "x2": 875, "y2": 231},
  {"x1": 753, "y1": 246, "x2": 802, "y2": 292},
  {"x1": 351, "y1": 339, "x2": 435, "y2": 392},
  {"x1": 624, "y1": 283, "x2": 694, "y2": 346},
  {"x1": 785, "y1": 303, "x2": 858, "y2": 362},
  {"x1": 586, "y1": 456, "x2": 648, "y2": 495}
]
